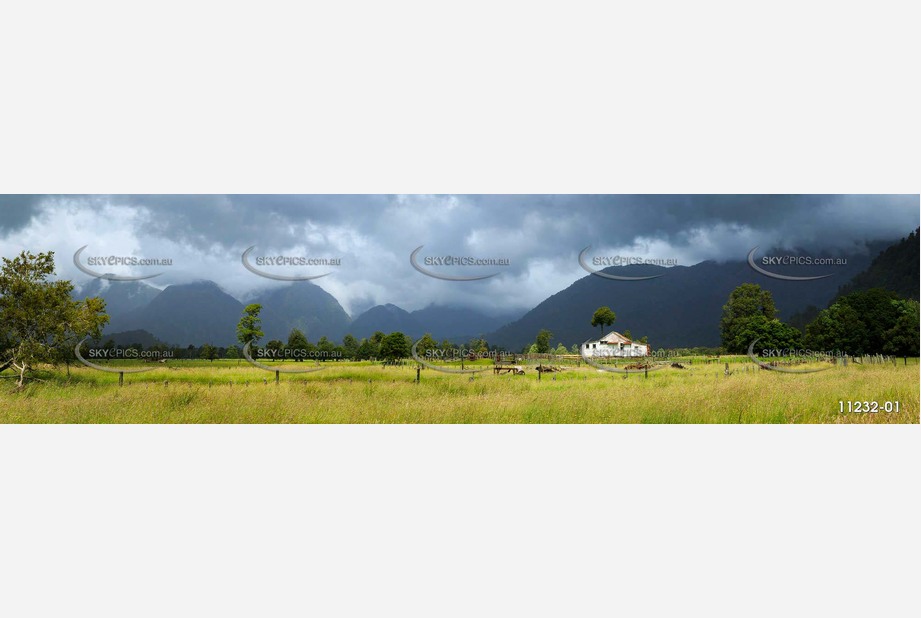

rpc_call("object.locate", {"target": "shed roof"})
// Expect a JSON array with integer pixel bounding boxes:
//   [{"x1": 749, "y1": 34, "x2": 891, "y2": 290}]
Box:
[{"x1": 593, "y1": 331, "x2": 633, "y2": 345}]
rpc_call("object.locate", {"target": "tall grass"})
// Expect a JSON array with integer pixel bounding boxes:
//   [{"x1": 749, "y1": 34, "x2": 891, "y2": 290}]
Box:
[{"x1": 1, "y1": 358, "x2": 917, "y2": 423}]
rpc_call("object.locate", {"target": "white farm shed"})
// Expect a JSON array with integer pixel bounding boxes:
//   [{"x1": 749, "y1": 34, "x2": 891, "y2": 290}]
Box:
[{"x1": 582, "y1": 331, "x2": 650, "y2": 358}]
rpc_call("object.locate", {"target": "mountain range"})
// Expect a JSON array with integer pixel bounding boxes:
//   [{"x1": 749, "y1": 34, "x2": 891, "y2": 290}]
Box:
[
  {"x1": 83, "y1": 280, "x2": 520, "y2": 347},
  {"x1": 836, "y1": 228, "x2": 918, "y2": 301},
  {"x1": 77, "y1": 236, "x2": 914, "y2": 350},
  {"x1": 347, "y1": 304, "x2": 518, "y2": 341},
  {"x1": 789, "y1": 229, "x2": 919, "y2": 331},
  {"x1": 485, "y1": 253, "x2": 873, "y2": 351},
  {"x1": 80, "y1": 278, "x2": 160, "y2": 317},
  {"x1": 105, "y1": 281, "x2": 247, "y2": 347}
]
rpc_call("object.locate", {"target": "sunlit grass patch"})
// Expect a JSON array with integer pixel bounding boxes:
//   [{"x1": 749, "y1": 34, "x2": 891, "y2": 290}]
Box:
[{"x1": 1, "y1": 358, "x2": 917, "y2": 424}]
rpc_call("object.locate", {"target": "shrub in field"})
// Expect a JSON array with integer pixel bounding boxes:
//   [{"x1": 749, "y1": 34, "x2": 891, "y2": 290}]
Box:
[
  {"x1": 379, "y1": 332, "x2": 410, "y2": 362},
  {"x1": 0, "y1": 251, "x2": 109, "y2": 388}
]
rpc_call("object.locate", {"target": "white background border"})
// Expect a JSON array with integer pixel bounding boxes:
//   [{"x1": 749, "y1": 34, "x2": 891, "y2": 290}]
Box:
[{"x1": 1, "y1": 1, "x2": 918, "y2": 617}]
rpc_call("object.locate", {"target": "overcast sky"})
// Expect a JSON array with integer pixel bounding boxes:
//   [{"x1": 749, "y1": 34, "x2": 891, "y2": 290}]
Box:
[{"x1": 0, "y1": 195, "x2": 917, "y2": 316}]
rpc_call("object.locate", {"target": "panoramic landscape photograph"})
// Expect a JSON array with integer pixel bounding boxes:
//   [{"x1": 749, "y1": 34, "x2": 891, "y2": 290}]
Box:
[
  {"x1": 4, "y1": 4, "x2": 918, "y2": 617},
  {"x1": 0, "y1": 194, "x2": 918, "y2": 423}
]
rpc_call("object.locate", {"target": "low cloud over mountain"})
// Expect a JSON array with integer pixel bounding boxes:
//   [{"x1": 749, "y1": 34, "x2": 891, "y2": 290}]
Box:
[{"x1": 3, "y1": 195, "x2": 917, "y2": 318}]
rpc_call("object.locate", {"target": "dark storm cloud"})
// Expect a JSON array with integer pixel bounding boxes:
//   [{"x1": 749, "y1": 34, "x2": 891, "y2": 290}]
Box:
[
  {"x1": 460, "y1": 194, "x2": 912, "y2": 253},
  {"x1": 0, "y1": 194, "x2": 45, "y2": 233},
  {"x1": 53, "y1": 194, "x2": 917, "y2": 259},
  {"x1": 111, "y1": 194, "x2": 392, "y2": 247},
  {"x1": 1, "y1": 194, "x2": 917, "y2": 314}
]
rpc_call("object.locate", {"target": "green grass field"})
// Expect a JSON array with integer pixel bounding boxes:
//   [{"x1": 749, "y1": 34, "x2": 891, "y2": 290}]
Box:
[{"x1": 1, "y1": 357, "x2": 917, "y2": 423}]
